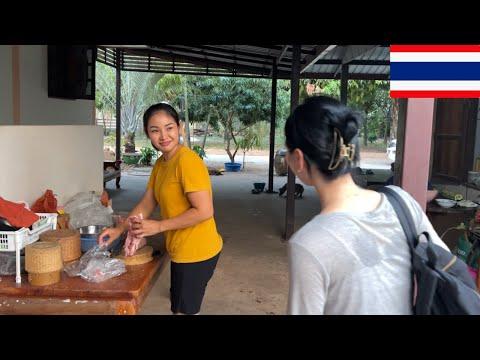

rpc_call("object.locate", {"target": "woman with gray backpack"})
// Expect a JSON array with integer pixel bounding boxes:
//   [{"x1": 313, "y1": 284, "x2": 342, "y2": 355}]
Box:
[{"x1": 284, "y1": 95, "x2": 480, "y2": 315}]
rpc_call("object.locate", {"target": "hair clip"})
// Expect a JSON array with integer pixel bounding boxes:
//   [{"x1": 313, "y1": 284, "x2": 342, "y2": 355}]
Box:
[
  {"x1": 328, "y1": 128, "x2": 356, "y2": 171},
  {"x1": 340, "y1": 143, "x2": 356, "y2": 161}
]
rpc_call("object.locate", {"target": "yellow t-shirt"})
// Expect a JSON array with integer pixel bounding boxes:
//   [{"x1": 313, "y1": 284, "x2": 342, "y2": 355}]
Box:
[{"x1": 147, "y1": 146, "x2": 222, "y2": 263}]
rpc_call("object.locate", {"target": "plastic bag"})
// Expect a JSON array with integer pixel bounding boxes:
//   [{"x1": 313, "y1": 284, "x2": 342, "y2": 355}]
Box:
[
  {"x1": 64, "y1": 192, "x2": 98, "y2": 212},
  {"x1": 0, "y1": 253, "x2": 25, "y2": 275},
  {"x1": 69, "y1": 203, "x2": 113, "y2": 229},
  {"x1": 64, "y1": 245, "x2": 126, "y2": 283},
  {"x1": 64, "y1": 192, "x2": 113, "y2": 229}
]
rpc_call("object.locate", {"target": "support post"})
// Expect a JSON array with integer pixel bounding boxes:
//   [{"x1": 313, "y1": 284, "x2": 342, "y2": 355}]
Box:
[
  {"x1": 284, "y1": 45, "x2": 301, "y2": 240},
  {"x1": 267, "y1": 61, "x2": 278, "y2": 193},
  {"x1": 340, "y1": 64, "x2": 349, "y2": 105}
]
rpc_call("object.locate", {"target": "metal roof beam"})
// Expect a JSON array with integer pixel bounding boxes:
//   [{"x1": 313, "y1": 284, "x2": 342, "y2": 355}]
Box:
[
  {"x1": 300, "y1": 45, "x2": 337, "y2": 73},
  {"x1": 277, "y1": 71, "x2": 389, "y2": 81},
  {"x1": 276, "y1": 45, "x2": 290, "y2": 64},
  {"x1": 341, "y1": 45, "x2": 379, "y2": 64},
  {"x1": 151, "y1": 44, "x2": 277, "y2": 62},
  {"x1": 312, "y1": 59, "x2": 389, "y2": 66},
  {"x1": 333, "y1": 46, "x2": 348, "y2": 77},
  {"x1": 333, "y1": 45, "x2": 378, "y2": 77},
  {"x1": 122, "y1": 47, "x2": 272, "y2": 76},
  {"x1": 148, "y1": 45, "x2": 275, "y2": 67}
]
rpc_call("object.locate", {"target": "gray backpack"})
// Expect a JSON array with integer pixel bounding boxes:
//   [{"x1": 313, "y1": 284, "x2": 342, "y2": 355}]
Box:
[{"x1": 380, "y1": 187, "x2": 480, "y2": 315}]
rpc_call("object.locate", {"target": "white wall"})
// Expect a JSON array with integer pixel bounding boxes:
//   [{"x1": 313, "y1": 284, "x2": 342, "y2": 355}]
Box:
[
  {"x1": 19, "y1": 45, "x2": 94, "y2": 125},
  {"x1": 0, "y1": 125, "x2": 103, "y2": 205},
  {"x1": 0, "y1": 46, "x2": 13, "y2": 125}
]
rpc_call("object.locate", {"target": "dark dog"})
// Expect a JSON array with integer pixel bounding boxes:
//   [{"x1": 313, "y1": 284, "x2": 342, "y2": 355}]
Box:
[{"x1": 279, "y1": 183, "x2": 304, "y2": 199}]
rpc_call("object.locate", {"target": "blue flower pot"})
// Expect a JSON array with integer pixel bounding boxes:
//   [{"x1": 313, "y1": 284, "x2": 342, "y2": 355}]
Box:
[{"x1": 225, "y1": 162, "x2": 242, "y2": 172}]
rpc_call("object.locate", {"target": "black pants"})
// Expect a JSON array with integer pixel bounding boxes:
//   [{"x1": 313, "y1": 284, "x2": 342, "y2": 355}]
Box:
[{"x1": 170, "y1": 252, "x2": 220, "y2": 314}]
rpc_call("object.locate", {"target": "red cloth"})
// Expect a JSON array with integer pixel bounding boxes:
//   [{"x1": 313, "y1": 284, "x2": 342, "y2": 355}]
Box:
[
  {"x1": 0, "y1": 197, "x2": 39, "y2": 228},
  {"x1": 31, "y1": 190, "x2": 57, "y2": 213}
]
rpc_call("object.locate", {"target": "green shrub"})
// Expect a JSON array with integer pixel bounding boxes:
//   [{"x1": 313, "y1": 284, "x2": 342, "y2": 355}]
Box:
[
  {"x1": 122, "y1": 154, "x2": 140, "y2": 165},
  {"x1": 139, "y1": 147, "x2": 156, "y2": 166},
  {"x1": 192, "y1": 145, "x2": 206, "y2": 160}
]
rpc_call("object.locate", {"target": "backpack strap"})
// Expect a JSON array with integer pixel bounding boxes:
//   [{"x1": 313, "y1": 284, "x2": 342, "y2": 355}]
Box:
[
  {"x1": 379, "y1": 186, "x2": 420, "y2": 311},
  {"x1": 379, "y1": 186, "x2": 419, "y2": 250}
]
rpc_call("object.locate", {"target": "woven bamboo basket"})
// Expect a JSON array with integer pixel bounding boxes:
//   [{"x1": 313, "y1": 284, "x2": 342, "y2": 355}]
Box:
[
  {"x1": 25, "y1": 242, "x2": 63, "y2": 274},
  {"x1": 116, "y1": 245, "x2": 153, "y2": 266},
  {"x1": 40, "y1": 229, "x2": 81, "y2": 262},
  {"x1": 28, "y1": 271, "x2": 61, "y2": 286}
]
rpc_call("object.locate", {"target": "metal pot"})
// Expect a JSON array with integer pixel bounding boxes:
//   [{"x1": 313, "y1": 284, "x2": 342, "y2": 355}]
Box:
[{"x1": 77, "y1": 225, "x2": 109, "y2": 239}]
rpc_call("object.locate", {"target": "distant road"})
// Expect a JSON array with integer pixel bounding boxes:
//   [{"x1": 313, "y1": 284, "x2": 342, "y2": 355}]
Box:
[{"x1": 204, "y1": 154, "x2": 390, "y2": 170}]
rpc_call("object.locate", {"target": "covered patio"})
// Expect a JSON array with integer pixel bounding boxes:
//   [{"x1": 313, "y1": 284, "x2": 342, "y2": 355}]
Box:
[{"x1": 98, "y1": 44, "x2": 392, "y2": 239}]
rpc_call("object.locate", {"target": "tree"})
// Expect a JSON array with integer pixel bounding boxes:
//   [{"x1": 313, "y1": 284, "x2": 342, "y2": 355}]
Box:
[
  {"x1": 193, "y1": 77, "x2": 271, "y2": 163},
  {"x1": 238, "y1": 124, "x2": 263, "y2": 170},
  {"x1": 348, "y1": 80, "x2": 382, "y2": 147},
  {"x1": 390, "y1": 98, "x2": 400, "y2": 140},
  {"x1": 154, "y1": 74, "x2": 202, "y2": 149},
  {"x1": 95, "y1": 84, "x2": 109, "y2": 136},
  {"x1": 283, "y1": 78, "x2": 393, "y2": 149},
  {"x1": 272, "y1": 80, "x2": 292, "y2": 149},
  {"x1": 188, "y1": 85, "x2": 220, "y2": 151},
  {"x1": 96, "y1": 63, "x2": 162, "y2": 152},
  {"x1": 371, "y1": 81, "x2": 392, "y2": 144}
]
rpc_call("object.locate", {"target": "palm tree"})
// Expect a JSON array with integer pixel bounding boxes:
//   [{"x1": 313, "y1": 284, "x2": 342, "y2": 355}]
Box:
[
  {"x1": 154, "y1": 74, "x2": 193, "y2": 148},
  {"x1": 96, "y1": 63, "x2": 162, "y2": 153}
]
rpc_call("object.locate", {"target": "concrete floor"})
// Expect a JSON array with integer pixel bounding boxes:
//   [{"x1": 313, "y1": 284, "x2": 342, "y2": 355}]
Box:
[{"x1": 106, "y1": 165, "x2": 321, "y2": 315}]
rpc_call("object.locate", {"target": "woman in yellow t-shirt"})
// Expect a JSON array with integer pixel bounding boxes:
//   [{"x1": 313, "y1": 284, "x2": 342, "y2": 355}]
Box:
[{"x1": 98, "y1": 103, "x2": 223, "y2": 315}]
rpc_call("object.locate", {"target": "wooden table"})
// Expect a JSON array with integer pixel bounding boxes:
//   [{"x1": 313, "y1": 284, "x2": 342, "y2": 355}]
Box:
[{"x1": 0, "y1": 254, "x2": 168, "y2": 315}]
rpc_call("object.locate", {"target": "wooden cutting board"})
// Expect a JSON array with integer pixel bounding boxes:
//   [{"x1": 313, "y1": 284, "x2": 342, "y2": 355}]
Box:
[{"x1": 115, "y1": 246, "x2": 153, "y2": 266}]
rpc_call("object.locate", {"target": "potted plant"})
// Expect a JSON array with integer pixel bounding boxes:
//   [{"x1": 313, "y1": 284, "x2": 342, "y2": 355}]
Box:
[
  {"x1": 139, "y1": 147, "x2": 156, "y2": 166},
  {"x1": 192, "y1": 145, "x2": 207, "y2": 160}
]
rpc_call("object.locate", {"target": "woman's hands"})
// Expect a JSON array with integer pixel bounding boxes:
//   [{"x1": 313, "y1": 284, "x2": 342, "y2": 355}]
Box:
[
  {"x1": 129, "y1": 218, "x2": 164, "y2": 238},
  {"x1": 123, "y1": 216, "x2": 164, "y2": 257},
  {"x1": 97, "y1": 226, "x2": 124, "y2": 248}
]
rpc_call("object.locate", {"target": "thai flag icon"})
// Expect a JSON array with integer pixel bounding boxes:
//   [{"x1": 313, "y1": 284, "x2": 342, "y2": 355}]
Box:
[{"x1": 390, "y1": 45, "x2": 480, "y2": 98}]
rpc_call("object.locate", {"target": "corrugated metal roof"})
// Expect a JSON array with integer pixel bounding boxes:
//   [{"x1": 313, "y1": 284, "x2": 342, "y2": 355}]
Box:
[{"x1": 98, "y1": 45, "x2": 390, "y2": 80}]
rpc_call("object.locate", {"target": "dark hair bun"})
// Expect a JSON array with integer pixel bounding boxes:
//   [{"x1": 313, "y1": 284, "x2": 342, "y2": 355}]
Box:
[
  {"x1": 342, "y1": 111, "x2": 362, "y2": 144},
  {"x1": 284, "y1": 95, "x2": 363, "y2": 180}
]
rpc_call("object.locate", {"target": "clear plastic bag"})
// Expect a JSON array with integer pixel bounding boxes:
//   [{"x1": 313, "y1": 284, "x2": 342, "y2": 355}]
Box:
[
  {"x1": 64, "y1": 245, "x2": 126, "y2": 283},
  {"x1": 65, "y1": 192, "x2": 114, "y2": 229},
  {"x1": 69, "y1": 203, "x2": 113, "y2": 229},
  {"x1": 64, "y1": 192, "x2": 98, "y2": 213}
]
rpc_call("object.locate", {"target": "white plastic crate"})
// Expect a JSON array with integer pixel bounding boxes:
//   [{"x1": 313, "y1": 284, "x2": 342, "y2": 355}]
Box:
[
  {"x1": 0, "y1": 213, "x2": 57, "y2": 252},
  {"x1": 0, "y1": 213, "x2": 57, "y2": 284}
]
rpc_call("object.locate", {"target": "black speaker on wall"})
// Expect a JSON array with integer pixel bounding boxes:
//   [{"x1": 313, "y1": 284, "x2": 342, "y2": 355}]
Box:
[{"x1": 48, "y1": 45, "x2": 96, "y2": 100}]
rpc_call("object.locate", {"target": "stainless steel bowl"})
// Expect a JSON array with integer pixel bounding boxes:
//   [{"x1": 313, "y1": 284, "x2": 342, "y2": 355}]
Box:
[{"x1": 78, "y1": 225, "x2": 109, "y2": 239}]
